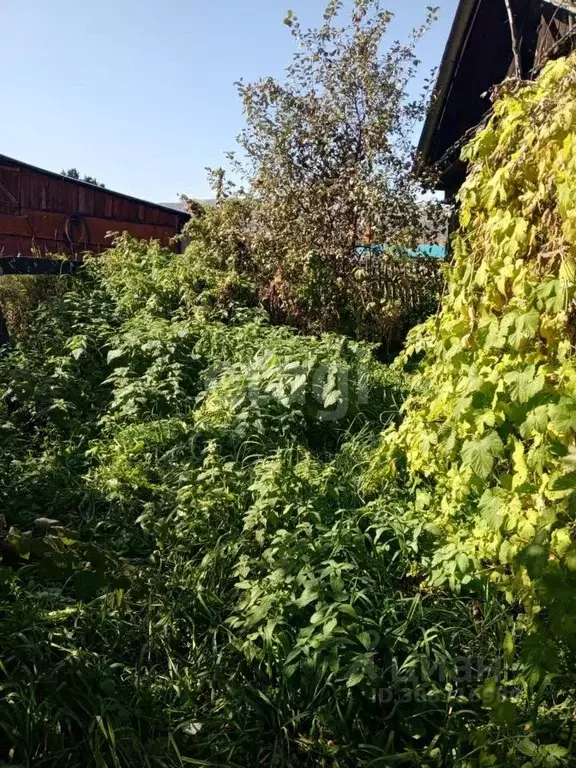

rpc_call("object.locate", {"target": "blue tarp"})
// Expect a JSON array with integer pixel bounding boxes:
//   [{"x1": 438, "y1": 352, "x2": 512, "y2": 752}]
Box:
[
  {"x1": 355, "y1": 244, "x2": 446, "y2": 260},
  {"x1": 412, "y1": 244, "x2": 446, "y2": 259}
]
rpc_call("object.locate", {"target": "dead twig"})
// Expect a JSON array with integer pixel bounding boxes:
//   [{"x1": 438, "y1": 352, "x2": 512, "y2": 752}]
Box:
[{"x1": 503, "y1": 0, "x2": 522, "y2": 78}]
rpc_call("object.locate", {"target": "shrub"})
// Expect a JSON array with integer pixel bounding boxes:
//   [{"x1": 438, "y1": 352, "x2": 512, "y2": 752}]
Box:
[{"x1": 0, "y1": 274, "x2": 70, "y2": 341}]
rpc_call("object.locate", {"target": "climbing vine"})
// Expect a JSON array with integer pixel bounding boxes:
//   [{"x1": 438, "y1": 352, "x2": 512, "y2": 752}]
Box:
[{"x1": 369, "y1": 55, "x2": 576, "y2": 653}]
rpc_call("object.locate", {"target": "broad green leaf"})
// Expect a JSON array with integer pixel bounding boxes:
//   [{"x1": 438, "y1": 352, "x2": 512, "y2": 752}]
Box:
[
  {"x1": 520, "y1": 405, "x2": 549, "y2": 438},
  {"x1": 358, "y1": 631, "x2": 373, "y2": 650},
  {"x1": 508, "y1": 310, "x2": 540, "y2": 348},
  {"x1": 461, "y1": 431, "x2": 504, "y2": 478},
  {"x1": 478, "y1": 490, "x2": 504, "y2": 528},
  {"x1": 297, "y1": 585, "x2": 319, "y2": 608},
  {"x1": 456, "y1": 553, "x2": 469, "y2": 573},
  {"x1": 346, "y1": 667, "x2": 365, "y2": 688},
  {"x1": 549, "y1": 400, "x2": 576, "y2": 434},
  {"x1": 504, "y1": 366, "x2": 545, "y2": 404},
  {"x1": 323, "y1": 617, "x2": 337, "y2": 636},
  {"x1": 516, "y1": 739, "x2": 538, "y2": 758}
]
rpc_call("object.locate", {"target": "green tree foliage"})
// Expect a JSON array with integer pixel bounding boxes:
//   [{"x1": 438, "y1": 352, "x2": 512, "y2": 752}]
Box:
[
  {"x1": 369, "y1": 55, "x2": 576, "y2": 685},
  {"x1": 61, "y1": 167, "x2": 106, "y2": 187},
  {"x1": 191, "y1": 0, "x2": 445, "y2": 352}
]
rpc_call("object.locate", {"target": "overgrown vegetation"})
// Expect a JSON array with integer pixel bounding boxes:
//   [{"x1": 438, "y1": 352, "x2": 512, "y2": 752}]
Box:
[
  {"x1": 0, "y1": 237, "x2": 454, "y2": 766},
  {"x1": 0, "y1": 275, "x2": 70, "y2": 341},
  {"x1": 4, "y1": 7, "x2": 576, "y2": 768},
  {"x1": 0, "y1": 231, "x2": 573, "y2": 765}
]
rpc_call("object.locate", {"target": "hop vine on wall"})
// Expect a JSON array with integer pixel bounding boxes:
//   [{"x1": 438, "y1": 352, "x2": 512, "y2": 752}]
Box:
[{"x1": 370, "y1": 55, "x2": 576, "y2": 643}]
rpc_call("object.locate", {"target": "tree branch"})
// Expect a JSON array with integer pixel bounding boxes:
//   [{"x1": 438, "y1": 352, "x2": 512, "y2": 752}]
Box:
[{"x1": 503, "y1": 0, "x2": 522, "y2": 78}]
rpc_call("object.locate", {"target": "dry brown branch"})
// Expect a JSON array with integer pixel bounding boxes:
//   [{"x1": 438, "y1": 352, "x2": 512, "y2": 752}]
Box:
[{"x1": 504, "y1": 0, "x2": 522, "y2": 78}]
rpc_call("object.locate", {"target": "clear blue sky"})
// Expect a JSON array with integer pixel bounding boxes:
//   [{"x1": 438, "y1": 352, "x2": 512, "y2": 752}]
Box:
[{"x1": 0, "y1": 0, "x2": 458, "y2": 202}]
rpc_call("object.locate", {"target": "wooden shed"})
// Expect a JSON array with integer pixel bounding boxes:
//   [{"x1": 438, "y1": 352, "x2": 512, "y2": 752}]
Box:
[
  {"x1": 418, "y1": 0, "x2": 576, "y2": 198},
  {"x1": 0, "y1": 154, "x2": 189, "y2": 273}
]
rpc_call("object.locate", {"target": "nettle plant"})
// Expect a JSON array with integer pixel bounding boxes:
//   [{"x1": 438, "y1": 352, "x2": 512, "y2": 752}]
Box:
[{"x1": 369, "y1": 55, "x2": 576, "y2": 657}]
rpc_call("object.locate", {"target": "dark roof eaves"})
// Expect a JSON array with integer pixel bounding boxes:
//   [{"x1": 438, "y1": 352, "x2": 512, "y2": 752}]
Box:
[{"x1": 416, "y1": 0, "x2": 482, "y2": 169}]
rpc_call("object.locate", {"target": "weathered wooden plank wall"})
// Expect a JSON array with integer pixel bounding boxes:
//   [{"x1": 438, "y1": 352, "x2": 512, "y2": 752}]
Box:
[{"x1": 0, "y1": 155, "x2": 188, "y2": 260}]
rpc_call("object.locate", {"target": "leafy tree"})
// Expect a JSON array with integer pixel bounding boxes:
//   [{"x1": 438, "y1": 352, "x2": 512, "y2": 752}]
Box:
[
  {"x1": 61, "y1": 167, "x2": 105, "y2": 188},
  {"x1": 205, "y1": 0, "x2": 445, "y2": 347}
]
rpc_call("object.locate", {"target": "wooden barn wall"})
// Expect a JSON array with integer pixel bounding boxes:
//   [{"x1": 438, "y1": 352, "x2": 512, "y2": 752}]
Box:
[{"x1": 0, "y1": 158, "x2": 185, "y2": 260}]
